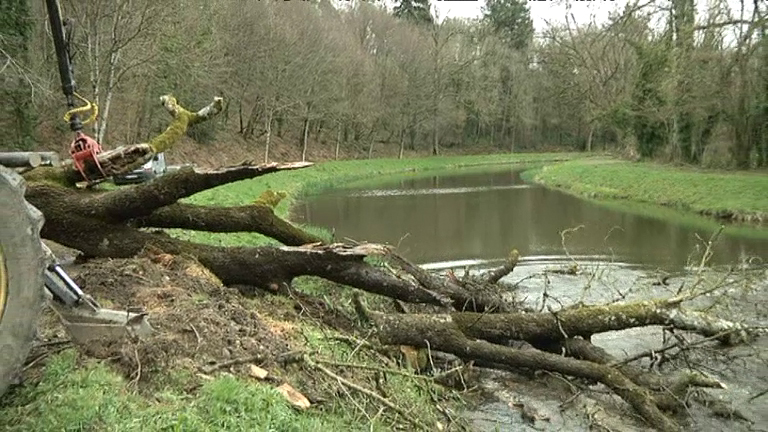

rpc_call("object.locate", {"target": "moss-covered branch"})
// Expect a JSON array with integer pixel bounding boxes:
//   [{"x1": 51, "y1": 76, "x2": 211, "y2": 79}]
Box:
[
  {"x1": 132, "y1": 201, "x2": 323, "y2": 246},
  {"x1": 438, "y1": 300, "x2": 755, "y2": 345},
  {"x1": 370, "y1": 312, "x2": 681, "y2": 432},
  {"x1": 87, "y1": 162, "x2": 313, "y2": 222},
  {"x1": 149, "y1": 95, "x2": 224, "y2": 153}
]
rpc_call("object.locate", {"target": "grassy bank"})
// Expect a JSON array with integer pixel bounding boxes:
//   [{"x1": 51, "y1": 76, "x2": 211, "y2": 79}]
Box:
[{"x1": 529, "y1": 158, "x2": 768, "y2": 225}]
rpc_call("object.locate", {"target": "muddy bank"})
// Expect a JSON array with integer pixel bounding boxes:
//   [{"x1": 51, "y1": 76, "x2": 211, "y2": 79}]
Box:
[
  {"x1": 36, "y1": 253, "x2": 296, "y2": 385},
  {"x1": 22, "y1": 242, "x2": 768, "y2": 432}
]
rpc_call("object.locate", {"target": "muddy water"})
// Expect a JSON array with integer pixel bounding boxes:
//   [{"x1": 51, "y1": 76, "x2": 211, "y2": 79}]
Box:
[
  {"x1": 292, "y1": 167, "x2": 768, "y2": 270},
  {"x1": 291, "y1": 166, "x2": 768, "y2": 431}
]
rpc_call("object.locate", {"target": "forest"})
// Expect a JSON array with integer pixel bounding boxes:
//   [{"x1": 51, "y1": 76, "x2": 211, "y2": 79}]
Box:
[{"x1": 1, "y1": 0, "x2": 766, "y2": 166}]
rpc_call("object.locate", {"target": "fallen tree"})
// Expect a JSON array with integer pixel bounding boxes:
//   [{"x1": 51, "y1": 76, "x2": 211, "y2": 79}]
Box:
[{"x1": 18, "y1": 95, "x2": 765, "y2": 432}]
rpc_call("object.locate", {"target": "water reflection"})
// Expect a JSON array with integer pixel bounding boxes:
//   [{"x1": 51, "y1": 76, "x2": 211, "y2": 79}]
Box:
[{"x1": 293, "y1": 168, "x2": 768, "y2": 271}]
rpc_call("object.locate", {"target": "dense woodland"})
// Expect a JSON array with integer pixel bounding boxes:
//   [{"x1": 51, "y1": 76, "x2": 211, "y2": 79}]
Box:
[{"x1": 1, "y1": 0, "x2": 766, "y2": 168}]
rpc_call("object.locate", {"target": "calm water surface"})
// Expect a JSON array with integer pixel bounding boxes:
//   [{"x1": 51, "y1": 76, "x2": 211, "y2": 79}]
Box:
[{"x1": 292, "y1": 166, "x2": 768, "y2": 271}]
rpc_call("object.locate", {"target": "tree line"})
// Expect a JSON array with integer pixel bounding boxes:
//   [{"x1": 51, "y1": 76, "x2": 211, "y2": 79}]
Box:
[{"x1": 1, "y1": 0, "x2": 766, "y2": 168}]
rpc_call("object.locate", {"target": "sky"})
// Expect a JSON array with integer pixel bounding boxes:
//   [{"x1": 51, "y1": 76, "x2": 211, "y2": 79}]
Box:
[
  {"x1": 431, "y1": 0, "x2": 759, "y2": 38},
  {"x1": 433, "y1": 0, "x2": 623, "y2": 31}
]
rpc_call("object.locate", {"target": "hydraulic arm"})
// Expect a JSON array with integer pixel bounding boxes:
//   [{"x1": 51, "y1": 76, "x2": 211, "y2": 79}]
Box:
[{"x1": 44, "y1": 0, "x2": 107, "y2": 183}]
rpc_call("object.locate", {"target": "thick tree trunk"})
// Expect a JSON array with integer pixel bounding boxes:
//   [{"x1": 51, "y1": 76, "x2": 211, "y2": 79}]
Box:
[{"x1": 25, "y1": 186, "x2": 452, "y2": 305}]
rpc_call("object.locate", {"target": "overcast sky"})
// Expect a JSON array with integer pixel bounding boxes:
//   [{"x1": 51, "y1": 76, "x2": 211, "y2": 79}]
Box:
[
  {"x1": 434, "y1": 0, "x2": 621, "y2": 30},
  {"x1": 431, "y1": 0, "x2": 758, "y2": 38}
]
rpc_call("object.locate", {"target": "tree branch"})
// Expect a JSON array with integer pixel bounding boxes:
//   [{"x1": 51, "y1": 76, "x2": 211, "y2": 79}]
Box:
[
  {"x1": 150, "y1": 95, "x2": 224, "y2": 152},
  {"x1": 89, "y1": 162, "x2": 313, "y2": 222},
  {"x1": 133, "y1": 202, "x2": 322, "y2": 246},
  {"x1": 485, "y1": 249, "x2": 520, "y2": 284},
  {"x1": 397, "y1": 300, "x2": 755, "y2": 346},
  {"x1": 387, "y1": 252, "x2": 511, "y2": 312},
  {"x1": 371, "y1": 312, "x2": 680, "y2": 432}
]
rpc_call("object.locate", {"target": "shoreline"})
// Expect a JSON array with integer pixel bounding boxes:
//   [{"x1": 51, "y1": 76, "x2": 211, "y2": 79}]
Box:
[{"x1": 526, "y1": 158, "x2": 768, "y2": 229}]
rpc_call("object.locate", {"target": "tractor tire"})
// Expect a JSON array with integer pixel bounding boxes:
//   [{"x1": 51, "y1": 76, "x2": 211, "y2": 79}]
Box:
[{"x1": 0, "y1": 166, "x2": 46, "y2": 398}]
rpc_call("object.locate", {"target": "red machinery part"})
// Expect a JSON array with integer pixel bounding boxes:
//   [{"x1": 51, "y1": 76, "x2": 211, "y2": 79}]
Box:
[{"x1": 69, "y1": 132, "x2": 106, "y2": 182}]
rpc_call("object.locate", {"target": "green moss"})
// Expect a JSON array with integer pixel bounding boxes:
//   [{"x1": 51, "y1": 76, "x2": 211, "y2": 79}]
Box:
[
  {"x1": 148, "y1": 96, "x2": 193, "y2": 153},
  {"x1": 256, "y1": 189, "x2": 287, "y2": 208},
  {"x1": 22, "y1": 166, "x2": 77, "y2": 188}
]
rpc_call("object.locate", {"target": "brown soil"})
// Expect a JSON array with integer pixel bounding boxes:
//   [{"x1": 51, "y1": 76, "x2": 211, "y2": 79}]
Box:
[{"x1": 30, "y1": 251, "x2": 319, "y2": 389}]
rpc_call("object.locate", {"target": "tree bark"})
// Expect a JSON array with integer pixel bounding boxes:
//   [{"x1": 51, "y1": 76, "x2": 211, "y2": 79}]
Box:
[
  {"x1": 301, "y1": 103, "x2": 311, "y2": 162},
  {"x1": 264, "y1": 106, "x2": 274, "y2": 164},
  {"x1": 371, "y1": 312, "x2": 681, "y2": 432}
]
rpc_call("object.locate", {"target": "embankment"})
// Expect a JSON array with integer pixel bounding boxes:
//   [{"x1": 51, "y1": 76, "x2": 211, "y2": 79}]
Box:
[{"x1": 528, "y1": 158, "x2": 768, "y2": 226}]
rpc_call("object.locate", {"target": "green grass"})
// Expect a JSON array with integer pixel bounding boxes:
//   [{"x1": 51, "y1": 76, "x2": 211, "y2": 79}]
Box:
[
  {"x1": 530, "y1": 158, "x2": 768, "y2": 224},
  {"x1": 0, "y1": 350, "x2": 367, "y2": 432}
]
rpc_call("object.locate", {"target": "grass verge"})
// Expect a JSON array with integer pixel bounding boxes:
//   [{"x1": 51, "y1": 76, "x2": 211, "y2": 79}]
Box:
[{"x1": 528, "y1": 158, "x2": 768, "y2": 226}]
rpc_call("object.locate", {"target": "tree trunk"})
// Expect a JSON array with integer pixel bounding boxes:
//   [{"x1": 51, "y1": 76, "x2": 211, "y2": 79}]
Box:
[
  {"x1": 432, "y1": 113, "x2": 439, "y2": 156},
  {"x1": 264, "y1": 106, "x2": 274, "y2": 164},
  {"x1": 97, "y1": 48, "x2": 120, "y2": 145},
  {"x1": 238, "y1": 100, "x2": 245, "y2": 135},
  {"x1": 509, "y1": 124, "x2": 516, "y2": 153},
  {"x1": 501, "y1": 110, "x2": 508, "y2": 150},
  {"x1": 335, "y1": 122, "x2": 342, "y2": 160},
  {"x1": 398, "y1": 128, "x2": 405, "y2": 160},
  {"x1": 301, "y1": 106, "x2": 311, "y2": 162}
]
